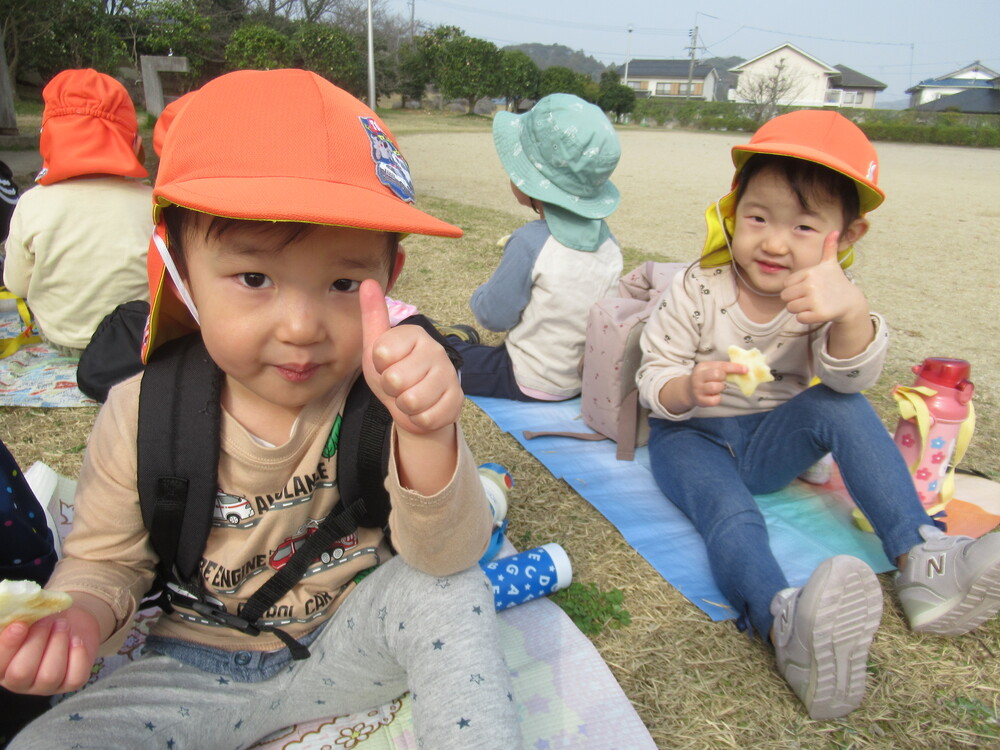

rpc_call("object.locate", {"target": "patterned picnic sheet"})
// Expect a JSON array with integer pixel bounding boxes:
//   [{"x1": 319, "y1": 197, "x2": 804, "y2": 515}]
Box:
[{"x1": 26, "y1": 462, "x2": 655, "y2": 749}]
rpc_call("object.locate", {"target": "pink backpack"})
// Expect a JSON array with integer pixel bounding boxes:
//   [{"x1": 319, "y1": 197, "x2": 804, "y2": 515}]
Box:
[{"x1": 526, "y1": 261, "x2": 686, "y2": 460}]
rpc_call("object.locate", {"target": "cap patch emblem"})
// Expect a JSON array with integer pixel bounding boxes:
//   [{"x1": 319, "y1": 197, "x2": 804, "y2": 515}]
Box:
[{"x1": 360, "y1": 116, "x2": 415, "y2": 203}]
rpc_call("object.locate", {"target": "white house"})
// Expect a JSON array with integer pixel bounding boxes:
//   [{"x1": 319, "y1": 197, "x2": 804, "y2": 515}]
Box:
[
  {"x1": 729, "y1": 44, "x2": 886, "y2": 109},
  {"x1": 616, "y1": 59, "x2": 719, "y2": 102},
  {"x1": 906, "y1": 61, "x2": 1000, "y2": 108}
]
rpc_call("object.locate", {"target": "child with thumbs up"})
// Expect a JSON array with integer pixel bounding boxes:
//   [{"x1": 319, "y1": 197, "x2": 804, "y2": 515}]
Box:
[
  {"x1": 636, "y1": 111, "x2": 1000, "y2": 720},
  {"x1": 2, "y1": 70, "x2": 521, "y2": 750}
]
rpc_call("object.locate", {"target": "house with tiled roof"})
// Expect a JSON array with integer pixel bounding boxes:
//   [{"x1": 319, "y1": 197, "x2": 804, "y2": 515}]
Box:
[
  {"x1": 728, "y1": 43, "x2": 887, "y2": 109},
  {"x1": 828, "y1": 65, "x2": 888, "y2": 108},
  {"x1": 615, "y1": 59, "x2": 720, "y2": 101},
  {"x1": 906, "y1": 61, "x2": 1000, "y2": 111}
]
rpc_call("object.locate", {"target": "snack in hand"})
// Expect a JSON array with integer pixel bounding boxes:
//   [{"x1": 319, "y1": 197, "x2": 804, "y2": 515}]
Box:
[
  {"x1": 726, "y1": 345, "x2": 775, "y2": 397},
  {"x1": 0, "y1": 579, "x2": 72, "y2": 628}
]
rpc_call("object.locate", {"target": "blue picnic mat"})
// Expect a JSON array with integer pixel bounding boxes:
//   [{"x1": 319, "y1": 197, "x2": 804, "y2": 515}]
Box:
[
  {"x1": 469, "y1": 395, "x2": 892, "y2": 622},
  {"x1": 0, "y1": 309, "x2": 95, "y2": 407}
]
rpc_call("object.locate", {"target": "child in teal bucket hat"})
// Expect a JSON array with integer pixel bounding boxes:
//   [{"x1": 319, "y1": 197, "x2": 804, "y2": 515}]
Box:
[{"x1": 442, "y1": 93, "x2": 624, "y2": 401}]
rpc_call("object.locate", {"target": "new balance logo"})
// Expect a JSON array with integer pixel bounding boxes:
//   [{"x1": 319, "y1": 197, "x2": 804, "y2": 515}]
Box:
[{"x1": 926, "y1": 555, "x2": 946, "y2": 577}]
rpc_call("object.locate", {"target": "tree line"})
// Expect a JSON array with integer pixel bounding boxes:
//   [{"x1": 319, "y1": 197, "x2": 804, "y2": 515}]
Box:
[{"x1": 1, "y1": 0, "x2": 635, "y2": 116}]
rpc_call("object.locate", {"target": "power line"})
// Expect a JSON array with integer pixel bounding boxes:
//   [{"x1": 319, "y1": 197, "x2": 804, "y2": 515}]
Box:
[
  {"x1": 724, "y1": 23, "x2": 914, "y2": 49},
  {"x1": 416, "y1": 0, "x2": 686, "y2": 36}
]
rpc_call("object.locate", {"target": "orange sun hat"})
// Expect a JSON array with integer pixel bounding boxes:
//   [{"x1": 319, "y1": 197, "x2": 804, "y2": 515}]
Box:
[
  {"x1": 37, "y1": 68, "x2": 147, "y2": 185},
  {"x1": 152, "y1": 91, "x2": 196, "y2": 157},
  {"x1": 142, "y1": 68, "x2": 462, "y2": 361},
  {"x1": 702, "y1": 110, "x2": 884, "y2": 269}
]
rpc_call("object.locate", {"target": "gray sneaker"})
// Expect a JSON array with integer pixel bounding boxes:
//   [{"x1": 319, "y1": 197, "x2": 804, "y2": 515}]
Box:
[
  {"x1": 896, "y1": 525, "x2": 1000, "y2": 635},
  {"x1": 771, "y1": 555, "x2": 883, "y2": 720}
]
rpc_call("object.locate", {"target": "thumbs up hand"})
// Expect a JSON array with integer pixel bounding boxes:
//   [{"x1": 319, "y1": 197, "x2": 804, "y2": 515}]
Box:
[
  {"x1": 781, "y1": 231, "x2": 866, "y2": 326},
  {"x1": 359, "y1": 279, "x2": 464, "y2": 437}
]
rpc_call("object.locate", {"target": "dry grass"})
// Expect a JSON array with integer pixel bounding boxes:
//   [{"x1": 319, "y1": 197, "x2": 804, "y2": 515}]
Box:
[{"x1": 3, "y1": 110, "x2": 1000, "y2": 747}]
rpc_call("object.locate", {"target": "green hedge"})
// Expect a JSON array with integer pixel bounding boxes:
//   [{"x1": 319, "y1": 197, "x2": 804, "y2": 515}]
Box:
[{"x1": 629, "y1": 99, "x2": 1000, "y2": 148}]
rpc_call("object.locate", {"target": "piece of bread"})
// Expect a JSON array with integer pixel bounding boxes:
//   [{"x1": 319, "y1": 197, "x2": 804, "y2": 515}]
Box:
[
  {"x1": 0, "y1": 580, "x2": 73, "y2": 628},
  {"x1": 726, "y1": 345, "x2": 775, "y2": 397}
]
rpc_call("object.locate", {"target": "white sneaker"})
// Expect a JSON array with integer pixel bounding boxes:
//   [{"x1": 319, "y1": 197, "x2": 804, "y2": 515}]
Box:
[
  {"x1": 896, "y1": 525, "x2": 1000, "y2": 635},
  {"x1": 771, "y1": 556, "x2": 883, "y2": 719}
]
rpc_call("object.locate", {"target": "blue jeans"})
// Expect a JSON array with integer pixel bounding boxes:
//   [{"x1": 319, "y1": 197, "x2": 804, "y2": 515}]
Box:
[{"x1": 648, "y1": 385, "x2": 932, "y2": 640}]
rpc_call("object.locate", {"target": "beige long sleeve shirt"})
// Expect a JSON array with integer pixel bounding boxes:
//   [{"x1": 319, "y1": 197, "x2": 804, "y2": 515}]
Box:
[
  {"x1": 637, "y1": 264, "x2": 889, "y2": 421},
  {"x1": 47, "y1": 371, "x2": 492, "y2": 654},
  {"x1": 3, "y1": 177, "x2": 152, "y2": 349}
]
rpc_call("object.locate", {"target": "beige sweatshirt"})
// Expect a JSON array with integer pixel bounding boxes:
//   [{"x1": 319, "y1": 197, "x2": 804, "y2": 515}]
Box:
[
  {"x1": 637, "y1": 264, "x2": 889, "y2": 420},
  {"x1": 47, "y1": 371, "x2": 492, "y2": 655},
  {"x1": 3, "y1": 177, "x2": 152, "y2": 350}
]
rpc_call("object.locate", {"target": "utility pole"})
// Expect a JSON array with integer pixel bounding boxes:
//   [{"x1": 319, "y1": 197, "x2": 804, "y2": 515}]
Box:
[
  {"x1": 367, "y1": 0, "x2": 376, "y2": 108},
  {"x1": 623, "y1": 25, "x2": 633, "y2": 87},
  {"x1": 409, "y1": 0, "x2": 415, "y2": 41},
  {"x1": 685, "y1": 25, "x2": 698, "y2": 100}
]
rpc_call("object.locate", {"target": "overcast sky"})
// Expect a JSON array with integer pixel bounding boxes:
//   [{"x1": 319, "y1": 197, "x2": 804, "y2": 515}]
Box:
[{"x1": 387, "y1": 0, "x2": 1000, "y2": 102}]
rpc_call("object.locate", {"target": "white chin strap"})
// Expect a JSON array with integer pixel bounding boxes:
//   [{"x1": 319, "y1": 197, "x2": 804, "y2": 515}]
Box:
[
  {"x1": 152, "y1": 229, "x2": 201, "y2": 325},
  {"x1": 715, "y1": 199, "x2": 782, "y2": 299}
]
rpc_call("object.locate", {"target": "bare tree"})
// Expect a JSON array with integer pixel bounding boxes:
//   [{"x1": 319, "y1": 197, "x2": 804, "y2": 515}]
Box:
[
  {"x1": 735, "y1": 57, "x2": 805, "y2": 123},
  {"x1": 244, "y1": 0, "x2": 395, "y2": 26}
]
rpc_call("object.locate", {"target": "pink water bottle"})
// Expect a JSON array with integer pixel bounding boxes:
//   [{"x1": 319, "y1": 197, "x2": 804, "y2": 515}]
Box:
[{"x1": 893, "y1": 358, "x2": 974, "y2": 513}]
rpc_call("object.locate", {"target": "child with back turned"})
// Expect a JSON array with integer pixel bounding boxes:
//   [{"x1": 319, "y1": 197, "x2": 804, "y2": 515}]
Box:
[
  {"x1": 0, "y1": 69, "x2": 521, "y2": 749},
  {"x1": 3, "y1": 68, "x2": 151, "y2": 356},
  {"x1": 443, "y1": 93, "x2": 624, "y2": 401},
  {"x1": 636, "y1": 110, "x2": 1000, "y2": 719}
]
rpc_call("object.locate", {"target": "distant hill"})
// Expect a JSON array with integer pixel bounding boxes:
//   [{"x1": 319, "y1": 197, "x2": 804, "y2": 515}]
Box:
[
  {"x1": 503, "y1": 43, "x2": 610, "y2": 81},
  {"x1": 701, "y1": 56, "x2": 744, "y2": 100}
]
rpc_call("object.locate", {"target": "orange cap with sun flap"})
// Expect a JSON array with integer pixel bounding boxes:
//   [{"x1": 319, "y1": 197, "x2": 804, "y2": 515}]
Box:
[
  {"x1": 701, "y1": 110, "x2": 884, "y2": 270},
  {"x1": 37, "y1": 68, "x2": 147, "y2": 185},
  {"x1": 142, "y1": 68, "x2": 462, "y2": 362}
]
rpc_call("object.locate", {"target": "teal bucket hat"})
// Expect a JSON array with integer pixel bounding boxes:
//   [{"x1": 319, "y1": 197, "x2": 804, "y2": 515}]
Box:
[{"x1": 492, "y1": 93, "x2": 621, "y2": 220}]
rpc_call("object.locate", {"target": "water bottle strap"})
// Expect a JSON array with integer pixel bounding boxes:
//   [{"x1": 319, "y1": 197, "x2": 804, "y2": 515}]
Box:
[
  {"x1": 939, "y1": 401, "x2": 976, "y2": 506},
  {"x1": 893, "y1": 384, "x2": 937, "y2": 471}
]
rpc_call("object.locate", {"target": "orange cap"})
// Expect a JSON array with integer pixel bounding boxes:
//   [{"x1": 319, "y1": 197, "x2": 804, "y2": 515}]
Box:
[
  {"x1": 152, "y1": 91, "x2": 196, "y2": 157},
  {"x1": 37, "y1": 69, "x2": 147, "y2": 185},
  {"x1": 152, "y1": 69, "x2": 461, "y2": 234},
  {"x1": 702, "y1": 110, "x2": 883, "y2": 269},
  {"x1": 142, "y1": 69, "x2": 461, "y2": 361},
  {"x1": 730, "y1": 109, "x2": 883, "y2": 213}
]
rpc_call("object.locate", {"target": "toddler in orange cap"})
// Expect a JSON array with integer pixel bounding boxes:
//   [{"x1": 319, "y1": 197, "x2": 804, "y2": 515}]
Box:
[
  {"x1": 2, "y1": 69, "x2": 521, "y2": 750},
  {"x1": 2, "y1": 68, "x2": 151, "y2": 355},
  {"x1": 636, "y1": 110, "x2": 1000, "y2": 720}
]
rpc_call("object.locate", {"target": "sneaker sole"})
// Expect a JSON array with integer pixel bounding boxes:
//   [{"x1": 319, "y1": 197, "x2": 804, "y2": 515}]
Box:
[
  {"x1": 909, "y1": 558, "x2": 1000, "y2": 636},
  {"x1": 789, "y1": 558, "x2": 883, "y2": 720}
]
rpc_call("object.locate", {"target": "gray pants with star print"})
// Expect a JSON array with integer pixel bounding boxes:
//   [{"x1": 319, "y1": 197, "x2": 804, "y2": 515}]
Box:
[{"x1": 10, "y1": 557, "x2": 523, "y2": 749}]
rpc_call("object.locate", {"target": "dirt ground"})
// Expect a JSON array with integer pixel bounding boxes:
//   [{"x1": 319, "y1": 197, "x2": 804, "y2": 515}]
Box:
[{"x1": 401, "y1": 127, "x2": 1000, "y2": 475}]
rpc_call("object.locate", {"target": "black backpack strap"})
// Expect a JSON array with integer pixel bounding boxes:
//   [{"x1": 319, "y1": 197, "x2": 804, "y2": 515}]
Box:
[
  {"x1": 134, "y1": 317, "x2": 456, "y2": 657},
  {"x1": 235, "y1": 501, "x2": 367, "y2": 659},
  {"x1": 137, "y1": 334, "x2": 222, "y2": 584},
  {"x1": 337, "y1": 375, "x2": 392, "y2": 530}
]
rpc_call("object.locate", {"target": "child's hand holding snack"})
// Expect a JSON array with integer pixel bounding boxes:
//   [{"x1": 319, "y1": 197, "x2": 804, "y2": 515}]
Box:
[
  {"x1": 0, "y1": 586, "x2": 102, "y2": 696},
  {"x1": 688, "y1": 359, "x2": 757, "y2": 408}
]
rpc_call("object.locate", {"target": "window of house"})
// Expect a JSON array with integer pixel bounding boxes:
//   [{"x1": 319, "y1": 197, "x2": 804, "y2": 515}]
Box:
[
  {"x1": 678, "y1": 82, "x2": 693, "y2": 95},
  {"x1": 842, "y1": 91, "x2": 864, "y2": 106},
  {"x1": 655, "y1": 82, "x2": 671, "y2": 95}
]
